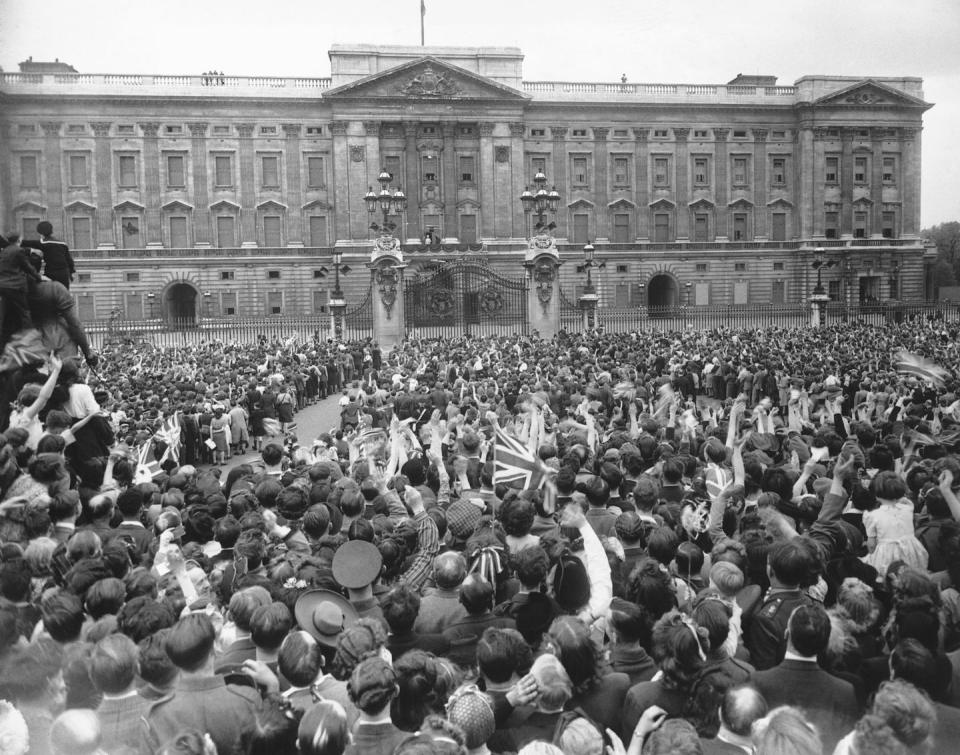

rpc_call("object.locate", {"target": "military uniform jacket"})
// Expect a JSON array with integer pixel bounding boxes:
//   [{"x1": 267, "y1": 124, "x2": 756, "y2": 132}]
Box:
[
  {"x1": 141, "y1": 675, "x2": 260, "y2": 755},
  {"x1": 744, "y1": 587, "x2": 813, "y2": 671}
]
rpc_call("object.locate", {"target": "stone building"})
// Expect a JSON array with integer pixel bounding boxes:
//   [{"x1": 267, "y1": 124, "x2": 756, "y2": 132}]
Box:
[{"x1": 0, "y1": 45, "x2": 933, "y2": 328}]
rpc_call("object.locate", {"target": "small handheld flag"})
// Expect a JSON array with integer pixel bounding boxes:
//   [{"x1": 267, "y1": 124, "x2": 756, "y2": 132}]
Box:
[{"x1": 894, "y1": 350, "x2": 951, "y2": 389}]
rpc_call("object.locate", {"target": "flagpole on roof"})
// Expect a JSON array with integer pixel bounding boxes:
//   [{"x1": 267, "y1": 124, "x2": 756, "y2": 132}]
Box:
[{"x1": 420, "y1": 0, "x2": 425, "y2": 45}]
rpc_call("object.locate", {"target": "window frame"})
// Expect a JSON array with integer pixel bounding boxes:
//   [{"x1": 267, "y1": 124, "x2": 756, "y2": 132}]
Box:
[
  {"x1": 68, "y1": 153, "x2": 89, "y2": 187},
  {"x1": 260, "y1": 154, "x2": 281, "y2": 188},
  {"x1": 117, "y1": 154, "x2": 138, "y2": 188},
  {"x1": 214, "y1": 154, "x2": 234, "y2": 188},
  {"x1": 166, "y1": 153, "x2": 186, "y2": 188},
  {"x1": 19, "y1": 154, "x2": 40, "y2": 188}
]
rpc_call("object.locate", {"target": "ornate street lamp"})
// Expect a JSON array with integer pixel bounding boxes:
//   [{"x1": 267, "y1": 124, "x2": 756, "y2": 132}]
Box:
[
  {"x1": 577, "y1": 241, "x2": 602, "y2": 329},
  {"x1": 329, "y1": 247, "x2": 349, "y2": 341},
  {"x1": 809, "y1": 247, "x2": 835, "y2": 326},
  {"x1": 365, "y1": 169, "x2": 407, "y2": 238},
  {"x1": 520, "y1": 169, "x2": 561, "y2": 236},
  {"x1": 146, "y1": 291, "x2": 156, "y2": 319},
  {"x1": 202, "y1": 291, "x2": 212, "y2": 320}
]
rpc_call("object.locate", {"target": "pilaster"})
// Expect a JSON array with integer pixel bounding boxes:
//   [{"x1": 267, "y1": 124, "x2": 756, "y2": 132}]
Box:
[
  {"x1": 634, "y1": 129, "x2": 649, "y2": 239},
  {"x1": 550, "y1": 126, "x2": 568, "y2": 239},
  {"x1": 752, "y1": 129, "x2": 768, "y2": 238},
  {"x1": 674, "y1": 128, "x2": 690, "y2": 240},
  {"x1": 902, "y1": 127, "x2": 920, "y2": 236},
  {"x1": 403, "y1": 122, "x2": 421, "y2": 242},
  {"x1": 840, "y1": 127, "x2": 854, "y2": 236},
  {"x1": 800, "y1": 128, "x2": 817, "y2": 238},
  {"x1": 479, "y1": 122, "x2": 496, "y2": 239},
  {"x1": 236, "y1": 123, "x2": 257, "y2": 246},
  {"x1": 187, "y1": 122, "x2": 210, "y2": 245},
  {"x1": 41, "y1": 122, "x2": 63, "y2": 232},
  {"x1": 282, "y1": 123, "x2": 304, "y2": 245},
  {"x1": 442, "y1": 123, "x2": 457, "y2": 239},
  {"x1": 870, "y1": 128, "x2": 884, "y2": 236},
  {"x1": 509, "y1": 122, "x2": 526, "y2": 239},
  {"x1": 139, "y1": 122, "x2": 162, "y2": 246},
  {"x1": 331, "y1": 121, "x2": 351, "y2": 242},
  {"x1": 90, "y1": 122, "x2": 114, "y2": 246},
  {"x1": 713, "y1": 129, "x2": 729, "y2": 239},
  {"x1": 593, "y1": 127, "x2": 609, "y2": 241}
]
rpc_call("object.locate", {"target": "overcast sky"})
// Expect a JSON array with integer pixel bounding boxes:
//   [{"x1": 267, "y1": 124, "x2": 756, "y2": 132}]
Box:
[{"x1": 2, "y1": 0, "x2": 957, "y2": 228}]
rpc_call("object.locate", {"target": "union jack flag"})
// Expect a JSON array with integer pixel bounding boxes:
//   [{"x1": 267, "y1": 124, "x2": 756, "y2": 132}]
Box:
[
  {"x1": 895, "y1": 350, "x2": 951, "y2": 389},
  {"x1": 135, "y1": 440, "x2": 163, "y2": 483},
  {"x1": 493, "y1": 425, "x2": 547, "y2": 490},
  {"x1": 157, "y1": 413, "x2": 182, "y2": 465}
]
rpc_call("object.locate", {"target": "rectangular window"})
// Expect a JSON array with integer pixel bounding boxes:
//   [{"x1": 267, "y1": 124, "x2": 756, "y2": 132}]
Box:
[
  {"x1": 613, "y1": 213, "x2": 630, "y2": 243},
  {"x1": 383, "y1": 156, "x2": 401, "y2": 186},
  {"x1": 824, "y1": 211, "x2": 839, "y2": 239},
  {"x1": 693, "y1": 213, "x2": 709, "y2": 241},
  {"x1": 572, "y1": 129, "x2": 588, "y2": 138},
  {"x1": 616, "y1": 264, "x2": 629, "y2": 273},
  {"x1": 77, "y1": 294, "x2": 95, "y2": 321},
  {"x1": 67, "y1": 124, "x2": 86, "y2": 134},
  {"x1": 531, "y1": 157, "x2": 547, "y2": 176},
  {"x1": 422, "y1": 154, "x2": 438, "y2": 183},
  {"x1": 267, "y1": 270, "x2": 281, "y2": 279},
  {"x1": 118, "y1": 155, "x2": 137, "y2": 187},
  {"x1": 653, "y1": 129, "x2": 669, "y2": 138},
  {"x1": 733, "y1": 130, "x2": 747, "y2": 138},
  {"x1": 121, "y1": 216, "x2": 141, "y2": 248},
  {"x1": 693, "y1": 157, "x2": 709, "y2": 186},
  {"x1": 773, "y1": 262, "x2": 785, "y2": 271},
  {"x1": 572, "y1": 213, "x2": 589, "y2": 244},
  {"x1": 222, "y1": 292, "x2": 237, "y2": 316},
  {"x1": 313, "y1": 290, "x2": 328, "y2": 314},
  {"x1": 854, "y1": 211, "x2": 868, "y2": 238},
  {"x1": 572, "y1": 157, "x2": 588, "y2": 185},
  {"x1": 694, "y1": 130, "x2": 708, "y2": 138},
  {"x1": 77, "y1": 273, "x2": 91, "y2": 283},
  {"x1": 307, "y1": 156, "x2": 325, "y2": 188},
  {"x1": 733, "y1": 213, "x2": 747, "y2": 241},
  {"x1": 772, "y1": 130, "x2": 786, "y2": 140},
  {"x1": 733, "y1": 281, "x2": 749, "y2": 305},
  {"x1": 69, "y1": 154, "x2": 88, "y2": 186},
  {"x1": 825, "y1": 156, "x2": 839, "y2": 183},
  {"x1": 653, "y1": 157, "x2": 670, "y2": 187},
  {"x1": 828, "y1": 280, "x2": 840, "y2": 301},
  {"x1": 263, "y1": 216, "x2": 282, "y2": 247},
  {"x1": 125, "y1": 272, "x2": 140, "y2": 282},
  {"x1": 654, "y1": 213, "x2": 670, "y2": 242},
  {"x1": 460, "y1": 214, "x2": 477, "y2": 244},
  {"x1": 613, "y1": 129, "x2": 628, "y2": 138},
  {"x1": 613, "y1": 157, "x2": 629, "y2": 185},
  {"x1": 261, "y1": 155, "x2": 280, "y2": 187},
  {"x1": 305, "y1": 126, "x2": 322, "y2": 135},
  {"x1": 267, "y1": 291, "x2": 283, "y2": 315},
  {"x1": 771, "y1": 280, "x2": 786, "y2": 304},
  {"x1": 72, "y1": 216, "x2": 92, "y2": 249},
  {"x1": 771, "y1": 157, "x2": 786, "y2": 185},
  {"x1": 17, "y1": 124, "x2": 36, "y2": 135},
  {"x1": 732, "y1": 157, "x2": 748, "y2": 186},
  {"x1": 20, "y1": 155, "x2": 39, "y2": 188},
  {"x1": 220, "y1": 270, "x2": 235, "y2": 280},
  {"x1": 423, "y1": 214, "x2": 441, "y2": 238},
  {"x1": 165, "y1": 125, "x2": 182, "y2": 134},
  {"x1": 883, "y1": 156, "x2": 896, "y2": 184},
  {"x1": 459, "y1": 155, "x2": 475, "y2": 183},
  {"x1": 213, "y1": 125, "x2": 231, "y2": 135},
  {"x1": 169, "y1": 216, "x2": 188, "y2": 247},
  {"x1": 309, "y1": 216, "x2": 328, "y2": 246},
  {"x1": 695, "y1": 263, "x2": 708, "y2": 273},
  {"x1": 882, "y1": 211, "x2": 896, "y2": 238},
  {"x1": 126, "y1": 293, "x2": 143, "y2": 320},
  {"x1": 216, "y1": 215, "x2": 236, "y2": 247},
  {"x1": 771, "y1": 212, "x2": 787, "y2": 241},
  {"x1": 694, "y1": 283, "x2": 710, "y2": 306},
  {"x1": 260, "y1": 126, "x2": 277, "y2": 135},
  {"x1": 21, "y1": 217, "x2": 40, "y2": 240},
  {"x1": 214, "y1": 155, "x2": 233, "y2": 187},
  {"x1": 459, "y1": 126, "x2": 475, "y2": 136},
  {"x1": 530, "y1": 128, "x2": 546, "y2": 137},
  {"x1": 854, "y1": 157, "x2": 868, "y2": 184},
  {"x1": 734, "y1": 263, "x2": 747, "y2": 272},
  {"x1": 166, "y1": 155, "x2": 185, "y2": 187},
  {"x1": 116, "y1": 125, "x2": 134, "y2": 135}
]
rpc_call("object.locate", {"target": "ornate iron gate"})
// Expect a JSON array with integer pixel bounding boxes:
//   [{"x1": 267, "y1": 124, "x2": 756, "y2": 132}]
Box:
[
  {"x1": 343, "y1": 285, "x2": 374, "y2": 340},
  {"x1": 405, "y1": 260, "x2": 529, "y2": 338}
]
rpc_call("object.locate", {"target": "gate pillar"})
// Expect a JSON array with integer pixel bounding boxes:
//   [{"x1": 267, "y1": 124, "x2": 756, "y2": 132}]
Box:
[
  {"x1": 368, "y1": 236, "x2": 407, "y2": 350},
  {"x1": 523, "y1": 235, "x2": 562, "y2": 339}
]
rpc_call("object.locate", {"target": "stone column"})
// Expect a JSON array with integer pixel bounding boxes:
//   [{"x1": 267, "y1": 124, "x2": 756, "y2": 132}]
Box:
[
  {"x1": 593, "y1": 128, "x2": 609, "y2": 241},
  {"x1": 800, "y1": 127, "x2": 817, "y2": 238},
  {"x1": 331, "y1": 121, "x2": 351, "y2": 243},
  {"x1": 674, "y1": 128, "x2": 690, "y2": 240},
  {"x1": 713, "y1": 128, "x2": 730, "y2": 240},
  {"x1": 139, "y1": 122, "x2": 162, "y2": 246},
  {"x1": 524, "y1": 251, "x2": 562, "y2": 339},
  {"x1": 90, "y1": 122, "x2": 114, "y2": 247},
  {"x1": 634, "y1": 129, "x2": 649, "y2": 239},
  {"x1": 187, "y1": 122, "x2": 210, "y2": 246},
  {"x1": 0, "y1": 124, "x2": 12, "y2": 231},
  {"x1": 902, "y1": 128, "x2": 920, "y2": 236},
  {"x1": 752, "y1": 128, "x2": 768, "y2": 238},
  {"x1": 509, "y1": 122, "x2": 527, "y2": 239},
  {"x1": 479, "y1": 122, "x2": 496, "y2": 239},
  {"x1": 870, "y1": 128, "x2": 884, "y2": 236},
  {"x1": 403, "y1": 121, "x2": 420, "y2": 243},
  {"x1": 236, "y1": 123, "x2": 257, "y2": 246},
  {"x1": 550, "y1": 126, "x2": 568, "y2": 239},
  {"x1": 840, "y1": 128, "x2": 854, "y2": 236},
  {"x1": 282, "y1": 123, "x2": 303, "y2": 246},
  {"x1": 40, "y1": 122, "x2": 63, "y2": 232},
  {"x1": 441, "y1": 123, "x2": 457, "y2": 240},
  {"x1": 370, "y1": 254, "x2": 406, "y2": 350}
]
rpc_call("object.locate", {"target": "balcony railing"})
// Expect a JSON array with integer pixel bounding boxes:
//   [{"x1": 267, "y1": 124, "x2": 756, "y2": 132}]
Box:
[
  {"x1": 521, "y1": 81, "x2": 798, "y2": 103},
  {"x1": 0, "y1": 72, "x2": 332, "y2": 97}
]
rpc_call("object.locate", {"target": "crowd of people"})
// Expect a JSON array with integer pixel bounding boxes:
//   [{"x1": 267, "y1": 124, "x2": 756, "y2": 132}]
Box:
[{"x1": 0, "y1": 310, "x2": 960, "y2": 755}]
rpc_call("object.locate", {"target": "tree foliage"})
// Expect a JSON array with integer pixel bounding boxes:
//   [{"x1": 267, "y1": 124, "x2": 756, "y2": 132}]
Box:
[{"x1": 923, "y1": 222, "x2": 960, "y2": 293}]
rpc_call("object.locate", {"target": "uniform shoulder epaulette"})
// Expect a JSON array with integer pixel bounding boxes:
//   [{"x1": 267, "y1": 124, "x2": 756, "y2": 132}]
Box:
[{"x1": 759, "y1": 596, "x2": 784, "y2": 619}]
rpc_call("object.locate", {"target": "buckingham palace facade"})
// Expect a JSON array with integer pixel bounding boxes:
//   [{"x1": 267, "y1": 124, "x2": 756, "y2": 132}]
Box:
[{"x1": 0, "y1": 45, "x2": 933, "y2": 323}]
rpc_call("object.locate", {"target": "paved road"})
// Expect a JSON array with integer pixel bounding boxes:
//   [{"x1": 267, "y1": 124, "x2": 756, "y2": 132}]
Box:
[{"x1": 196, "y1": 393, "x2": 344, "y2": 473}]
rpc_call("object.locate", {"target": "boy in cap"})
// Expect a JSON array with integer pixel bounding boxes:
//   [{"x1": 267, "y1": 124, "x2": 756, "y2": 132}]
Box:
[{"x1": 23, "y1": 220, "x2": 75, "y2": 288}]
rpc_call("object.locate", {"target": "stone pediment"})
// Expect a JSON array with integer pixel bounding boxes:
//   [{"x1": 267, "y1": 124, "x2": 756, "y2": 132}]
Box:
[
  {"x1": 323, "y1": 56, "x2": 530, "y2": 102},
  {"x1": 811, "y1": 79, "x2": 930, "y2": 109}
]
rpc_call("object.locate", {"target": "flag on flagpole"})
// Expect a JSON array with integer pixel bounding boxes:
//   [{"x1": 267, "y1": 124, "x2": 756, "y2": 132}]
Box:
[
  {"x1": 420, "y1": 0, "x2": 426, "y2": 45},
  {"x1": 135, "y1": 441, "x2": 163, "y2": 483},
  {"x1": 894, "y1": 350, "x2": 951, "y2": 389},
  {"x1": 493, "y1": 425, "x2": 547, "y2": 490}
]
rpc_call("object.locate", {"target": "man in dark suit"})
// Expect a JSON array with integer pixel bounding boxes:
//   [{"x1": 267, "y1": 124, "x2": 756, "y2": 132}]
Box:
[
  {"x1": 214, "y1": 585, "x2": 272, "y2": 674},
  {"x1": 750, "y1": 603, "x2": 859, "y2": 753},
  {"x1": 700, "y1": 684, "x2": 768, "y2": 754},
  {"x1": 23, "y1": 221, "x2": 75, "y2": 288}
]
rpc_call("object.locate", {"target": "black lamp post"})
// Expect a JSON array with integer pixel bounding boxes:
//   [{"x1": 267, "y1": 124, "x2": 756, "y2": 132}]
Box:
[
  {"x1": 685, "y1": 281, "x2": 692, "y2": 306},
  {"x1": 810, "y1": 247, "x2": 834, "y2": 326},
  {"x1": 520, "y1": 169, "x2": 561, "y2": 235},
  {"x1": 329, "y1": 248, "x2": 348, "y2": 340},
  {"x1": 202, "y1": 291, "x2": 212, "y2": 319},
  {"x1": 812, "y1": 247, "x2": 826, "y2": 296},
  {"x1": 146, "y1": 292, "x2": 156, "y2": 319},
  {"x1": 364, "y1": 169, "x2": 407, "y2": 237},
  {"x1": 578, "y1": 241, "x2": 602, "y2": 329}
]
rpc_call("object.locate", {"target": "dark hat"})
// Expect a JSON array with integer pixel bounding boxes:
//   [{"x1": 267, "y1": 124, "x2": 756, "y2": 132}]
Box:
[
  {"x1": 553, "y1": 554, "x2": 590, "y2": 613},
  {"x1": 446, "y1": 499, "x2": 483, "y2": 541},
  {"x1": 37, "y1": 220, "x2": 53, "y2": 236},
  {"x1": 294, "y1": 588, "x2": 359, "y2": 647},
  {"x1": 332, "y1": 540, "x2": 382, "y2": 589}
]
